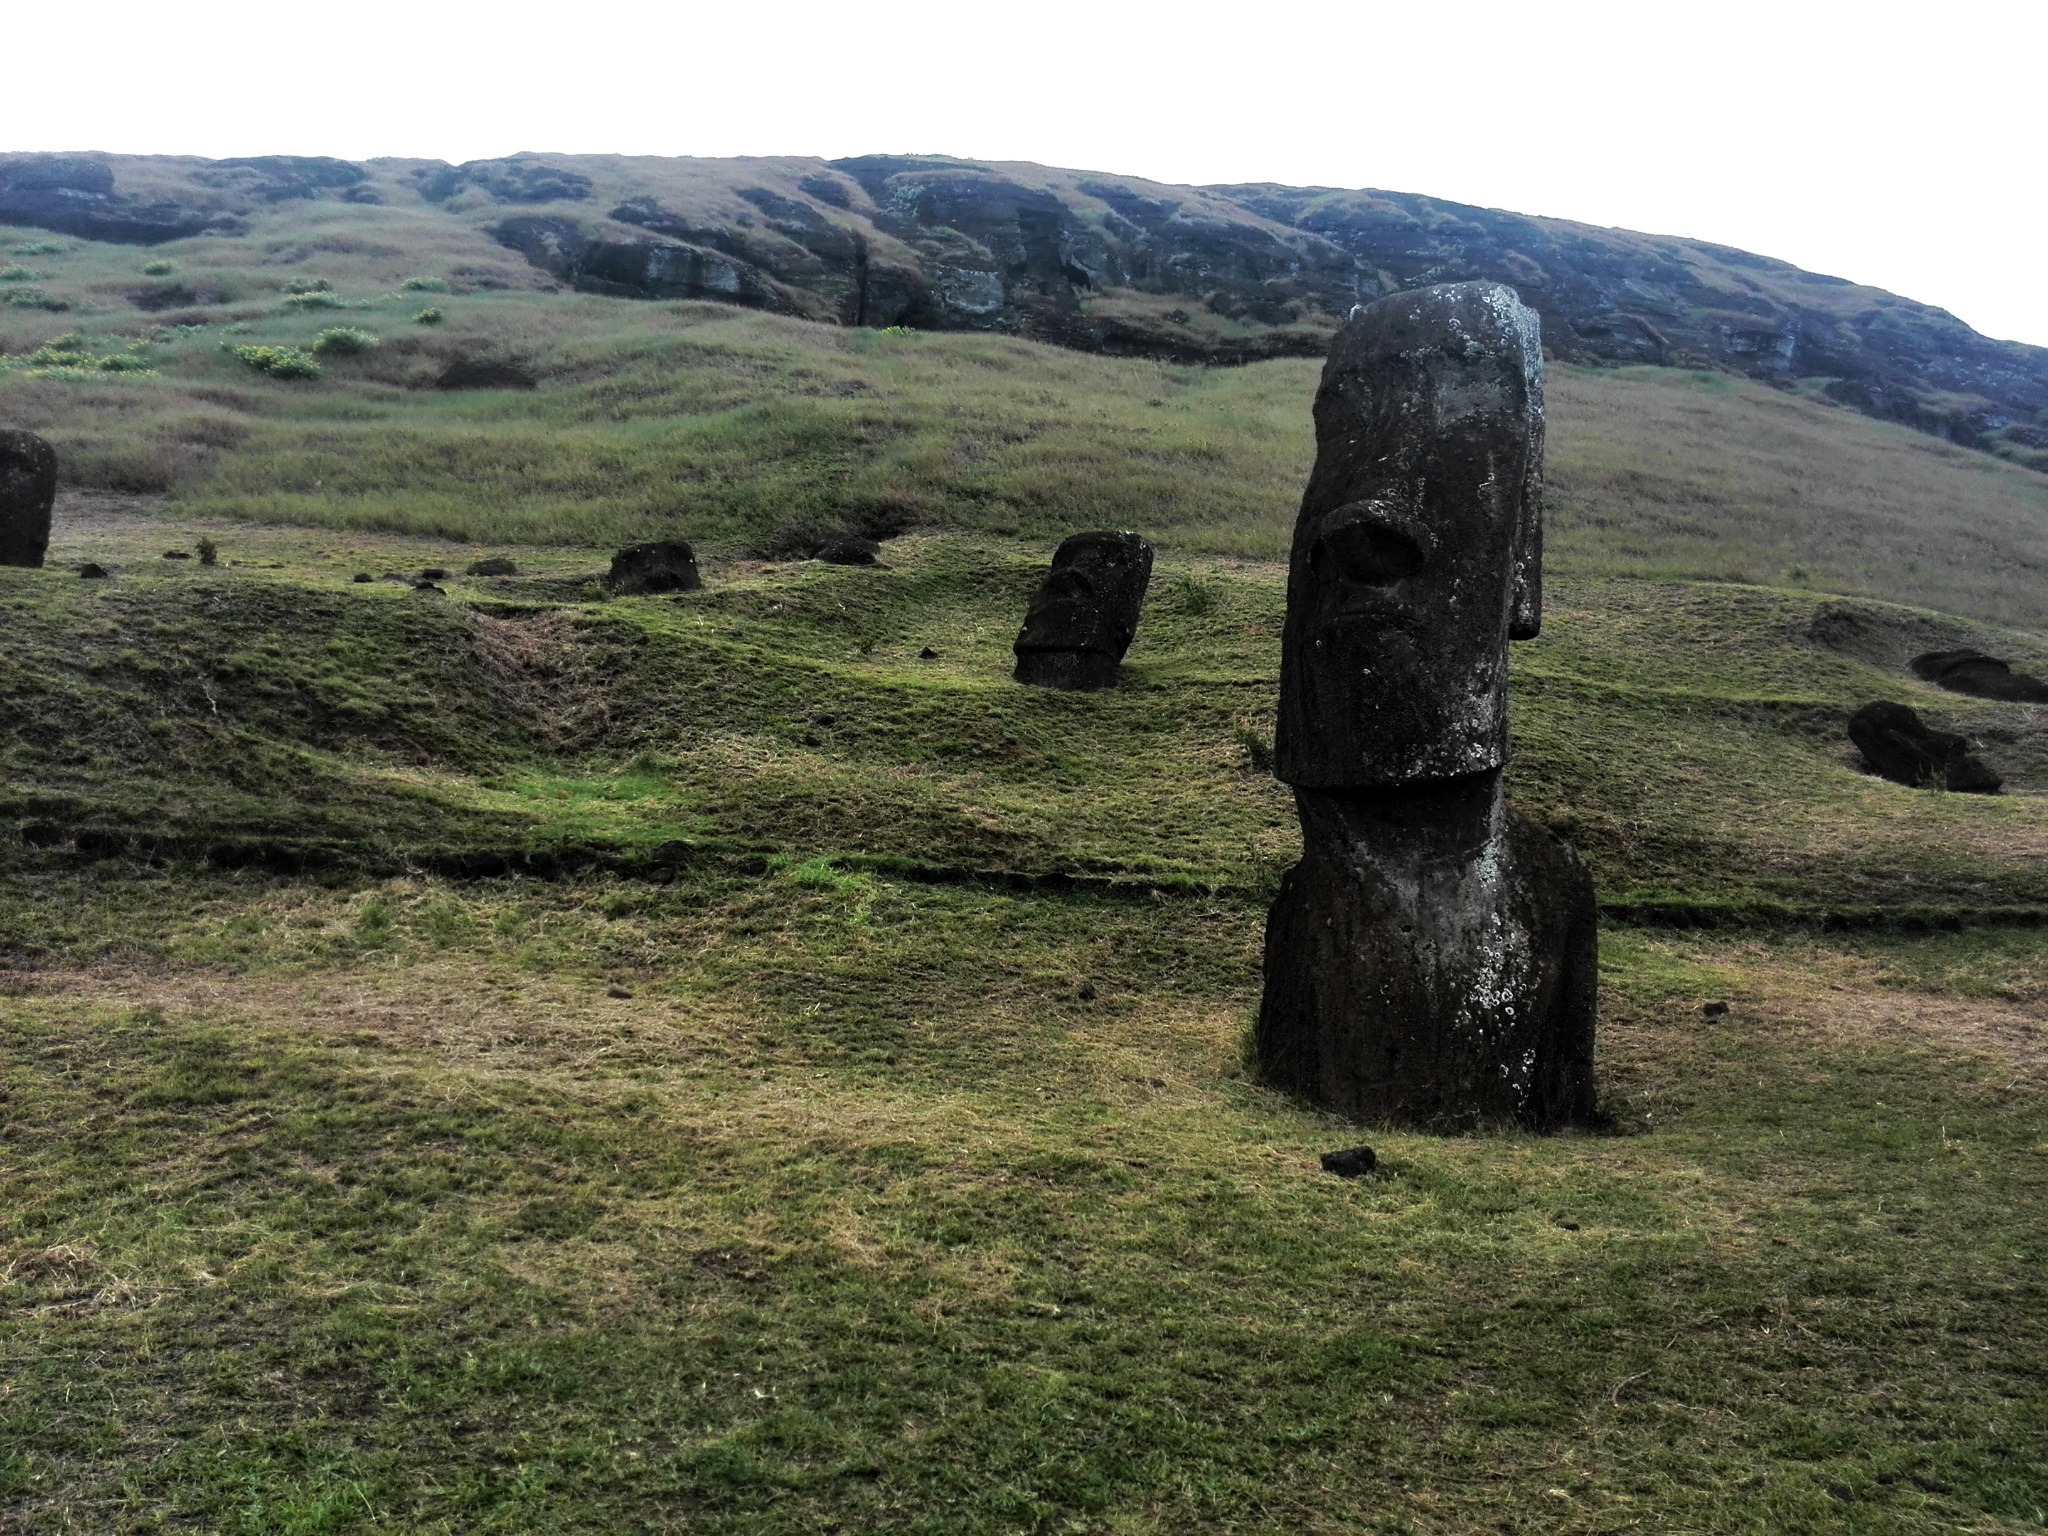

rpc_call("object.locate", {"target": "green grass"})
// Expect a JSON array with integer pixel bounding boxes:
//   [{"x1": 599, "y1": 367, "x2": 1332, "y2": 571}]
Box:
[{"x1": 2, "y1": 873, "x2": 2044, "y2": 1533}]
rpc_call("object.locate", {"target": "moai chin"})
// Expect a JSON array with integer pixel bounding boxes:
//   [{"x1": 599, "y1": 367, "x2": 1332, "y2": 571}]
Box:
[
  {"x1": 1257, "y1": 283, "x2": 1597, "y2": 1130},
  {"x1": 1013, "y1": 531, "x2": 1154, "y2": 691}
]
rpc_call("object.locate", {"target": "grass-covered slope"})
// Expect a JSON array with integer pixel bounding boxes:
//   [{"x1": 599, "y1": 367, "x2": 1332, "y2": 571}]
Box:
[
  {"x1": 10, "y1": 506, "x2": 2048, "y2": 918},
  {"x1": 4, "y1": 238, "x2": 2048, "y2": 1536}
]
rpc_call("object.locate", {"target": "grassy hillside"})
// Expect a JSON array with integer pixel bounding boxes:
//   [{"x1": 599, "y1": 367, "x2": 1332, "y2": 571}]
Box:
[
  {"x1": 4, "y1": 232, "x2": 2046, "y2": 623},
  {"x1": 4, "y1": 222, "x2": 2048, "y2": 1534}
]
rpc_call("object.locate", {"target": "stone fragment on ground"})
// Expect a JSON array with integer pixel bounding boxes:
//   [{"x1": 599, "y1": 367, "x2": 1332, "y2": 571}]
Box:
[
  {"x1": 1848, "y1": 700, "x2": 2001, "y2": 791},
  {"x1": 607, "y1": 540, "x2": 701, "y2": 595}
]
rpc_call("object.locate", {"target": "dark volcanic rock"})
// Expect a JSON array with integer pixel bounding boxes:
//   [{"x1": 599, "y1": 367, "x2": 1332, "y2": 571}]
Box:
[
  {"x1": 467, "y1": 557, "x2": 518, "y2": 577},
  {"x1": 1848, "y1": 701, "x2": 2002, "y2": 791},
  {"x1": 193, "y1": 156, "x2": 366, "y2": 203},
  {"x1": 1012, "y1": 531, "x2": 1154, "y2": 691},
  {"x1": 420, "y1": 157, "x2": 592, "y2": 204},
  {"x1": 1319, "y1": 1146, "x2": 1377, "y2": 1178},
  {"x1": 816, "y1": 537, "x2": 881, "y2": 566},
  {"x1": 607, "y1": 540, "x2": 702, "y2": 595},
  {"x1": 1257, "y1": 284, "x2": 1596, "y2": 1131},
  {"x1": 1909, "y1": 648, "x2": 2048, "y2": 703},
  {"x1": 0, "y1": 154, "x2": 237, "y2": 244},
  {"x1": 0, "y1": 429, "x2": 59, "y2": 568},
  {"x1": 436, "y1": 358, "x2": 537, "y2": 390},
  {"x1": 77, "y1": 562, "x2": 108, "y2": 580}
]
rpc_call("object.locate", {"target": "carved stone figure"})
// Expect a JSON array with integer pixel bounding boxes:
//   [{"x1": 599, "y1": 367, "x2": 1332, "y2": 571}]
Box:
[
  {"x1": 1848, "y1": 700, "x2": 2001, "y2": 791},
  {"x1": 0, "y1": 429, "x2": 58, "y2": 568},
  {"x1": 1909, "y1": 648, "x2": 2048, "y2": 703},
  {"x1": 1013, "y1": 531, "x2": 1153, "y2": 690},
  {"x1": 1257, "y1": 283, "x2": 1597, "y2": 1130},
  {"x1": 607, "y1": 539, "x2": 701, "y2": 595}
]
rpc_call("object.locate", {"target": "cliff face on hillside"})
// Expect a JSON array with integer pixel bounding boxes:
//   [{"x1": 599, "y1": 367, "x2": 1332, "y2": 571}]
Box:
[{"x1": 4, "y1": 150, "x2": 2045, "y2": 461}]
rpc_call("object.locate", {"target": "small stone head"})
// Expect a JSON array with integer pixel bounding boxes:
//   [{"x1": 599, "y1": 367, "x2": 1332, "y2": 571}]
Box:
[
  {"x1": 0, "y1": 429, "x2": 59, "y2": 570},
  {"x1": 606, "y1": 539, "x2": 701, "y2": 595},
  {"x1": 1275, "y1": 283, "x2": 1544, "y2": 788},
  {"x1": 1013, "y1": 530, "x2": 1154, "y2": 690}
]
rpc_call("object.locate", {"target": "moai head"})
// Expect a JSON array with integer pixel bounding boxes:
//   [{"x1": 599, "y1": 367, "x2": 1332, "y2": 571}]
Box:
[
  {"x1": 1275, "y1": 282, "x2": 1544, "y2": 788},
  {"x1": 1013, "y1": 530, "x2": 1154, "y2": 690},
  {"x1": 606, "y1": 539, "x2": 701, "y2": 595},
  {"x1": 0, "y1": 429, "x2": 59, "y2": 569}
]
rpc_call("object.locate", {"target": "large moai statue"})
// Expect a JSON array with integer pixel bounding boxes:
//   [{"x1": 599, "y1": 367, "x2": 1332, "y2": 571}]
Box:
[
  {"x1": 1013, "y1": 531, "x2": 1153, "y2": 690},
  {"x1": 1256, "y1": 283, "x2": 1597, "y2": 1130},
  {"x1": 1, "y1": 429, "x2": 59, "y2": 568}
]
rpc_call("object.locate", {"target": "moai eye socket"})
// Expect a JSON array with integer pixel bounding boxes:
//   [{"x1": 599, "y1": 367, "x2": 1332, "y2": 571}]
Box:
[
  {"x1": 1043, "y1": 567, "x2": 1098, "y2": 601},
  {"x1": 1308, "y1": 516, "x2": 1429, "y2": 585}
]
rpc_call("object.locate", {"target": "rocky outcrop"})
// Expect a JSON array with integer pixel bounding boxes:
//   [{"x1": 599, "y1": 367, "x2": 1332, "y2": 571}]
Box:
[
  {"x1": 0, "y1": 156, "x2": 238, "y2": 244},
  {"x1": 0, "y1": 149, "x2": 2041, "y2": 455}
]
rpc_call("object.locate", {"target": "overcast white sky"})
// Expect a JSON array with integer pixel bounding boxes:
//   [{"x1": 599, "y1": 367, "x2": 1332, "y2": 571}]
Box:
[{"x1": 8, "y1": 0, "x2": 2043, "y2": 346}]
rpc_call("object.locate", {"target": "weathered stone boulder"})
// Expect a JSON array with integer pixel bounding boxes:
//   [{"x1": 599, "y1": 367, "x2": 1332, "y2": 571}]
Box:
[
  {"x1": 1257, "y1": 283, "x2": 1596, "y2": 1130},
  {"x1": 1909, "y1": 648, "x2": 2048, "y2": 703},
  {"x1": 1013, "y1": 531, "x2": 1153, "y2": 691},
  {"x1": 607, "y1": 540, "x2": 701, "y2": 595},
  {"x1": 816, "y1": 537, "x2": 881, "y2": 566},
  {"x1": 467, "y1": 557, "x2": 518, "y2": 577},
  {"x1": 1848, "y1": 701, "x2": 2002, "y2": 791},
  {"x1": 0, "y1": 429, "x2": 58, "y2": 568}
]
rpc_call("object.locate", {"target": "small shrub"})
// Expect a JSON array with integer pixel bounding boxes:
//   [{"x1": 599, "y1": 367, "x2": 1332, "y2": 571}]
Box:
[
  {"x1": 2, "y1": 289, "x2": 69, "y2": 311},
  {"x1": 226, "y1": 344, "x2": 322, "y2": 380},
  {"x1": 401, "y1": 276, "x2": 449, "y2": 292},
  {"x1": 412, "y1": 307, "x2": 444, "y2": 325},
  {"x1": 1171, "y1": 574, "x2": 1218, "y2": 616},
  {"x1": 310, "y1": 327, "x2": 378, "y2": 356},
  {"x1": 195, "y1": 537, "x2": 218, "y2": 566},
  {"x1": 281, "y1": 290, "x2": 345, "y2": 311},
  {"x1": 283, "y1": 277, "x2": 335, "y2": 294},
  {"x1": 140, "y1": 259, "x2": 176, "y2": 276},
  {"x1": 8, "y1": 241, "x2": 63, "y2": 256},
  {"x1": 0, "y1": 265, "x2": 40, "y2": 282},
  {"x1": 18, "y1": 335, "x2": 156, "y2": 375}
]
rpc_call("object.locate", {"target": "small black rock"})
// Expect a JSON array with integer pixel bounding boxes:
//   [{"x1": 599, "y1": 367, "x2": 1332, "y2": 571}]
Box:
[
  {"x1": 468, "y1": 557, "x2": 517, "y2": 577},
  {"x1": 162, "y1": 549, "x2": 190, "y2": 560},
  {"x1": 1701, "y1": 1000, "x2": 1729, "y2": 1017},
  {"x1": 918, "y1": 646, "x2": 939, "y2": 659},
  {"x1": 419, "y1": 567, "x2": 449, "y2": 580},
  {"x1": 608, "y1": 539, "x2": 701, "y2": 595},
  {"x1": 352, "y1": 572, "x2": 373, "y2": 583},
  {"x1": 1319, "y1": 1146, "x2": 1377, "y2": 1178},
  {"x1": 77, "y1": 562, "x2": 108, "y2": 579}
]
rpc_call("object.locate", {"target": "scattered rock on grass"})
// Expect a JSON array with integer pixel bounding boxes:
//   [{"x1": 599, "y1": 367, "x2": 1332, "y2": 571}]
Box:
[
  {"x1": 1701, "y1": 1000, "x2": 1729, "y2": 1018},
  {"x1": 1910, "y1": 648, "x2": 2048, "y2": 703},
  {"x1": 0, "y1": 428, "x2": 58, "y2": 569},
  {"x1": 1848, "y1": 701, "x2": 2001, "y2": 792},
  {"x1": 918, "y1": 646, "x2": 939, "y2": 660},
  {"x1": 608, "y1": 540, "x2": 701, "y2": 595},
  {"x1": 1319, "y1": 1147, "x2": 1377, "y2": 1178},
  {"x1": 419, "y1": 566, "x2": 449, "y2": 580},
  {"x1": 162, "y1": 549, "x2": 190, "y2": 560},
  {"x1": 77, "y1": 562, "x2": 108, "y2": 579},
  {"x1": 817, "y1": 536, "x2": 881, "y2": 566},
  {"x1": 352, "y1": 572, "x2": 372, "y2": 583},
  {"x1": 468, "y1": 557, "x2": 518, "y2": 577}
]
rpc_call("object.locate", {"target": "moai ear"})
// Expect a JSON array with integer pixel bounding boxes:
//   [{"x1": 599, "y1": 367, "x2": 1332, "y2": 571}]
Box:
[{"x1": 1508, "y1": 424, "x2": 1543, "y2": 641}]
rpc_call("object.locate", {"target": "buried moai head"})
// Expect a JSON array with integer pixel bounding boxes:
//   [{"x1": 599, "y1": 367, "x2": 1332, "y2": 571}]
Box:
[
  {"x1": 1275, "y1": 283, "x2": 1544, "y2": 789},
  {"x1": 1, "y1": 429, "x2": 59, "y2": 569},
  {"x1": 1013, "y1": 530, "x2": 1154, "y2": 690}
]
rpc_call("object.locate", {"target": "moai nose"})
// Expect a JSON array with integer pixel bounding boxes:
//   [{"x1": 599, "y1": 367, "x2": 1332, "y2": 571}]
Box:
[{"x1": 1308, "y1": 511, "x2": 1429, "y2": 585}]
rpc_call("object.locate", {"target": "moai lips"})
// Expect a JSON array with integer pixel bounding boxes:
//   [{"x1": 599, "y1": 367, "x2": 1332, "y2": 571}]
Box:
[
  {"x1": 1013, "y1": 531, "x2": 1153, "y2": 691},
  {"x1": 1277, "y1": 284, "x2": 1544, "y2": 788},
  {"x1": 0, "y1": 429, "x2": 59, "y2": 569},
  {"x1": 1258, "y1": 282, "x2": 1596, "y2": 1131}
]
